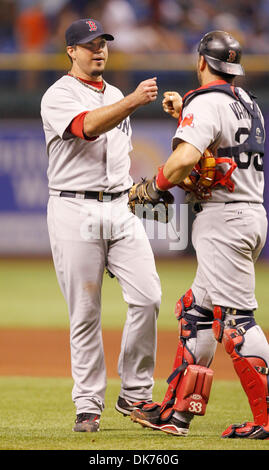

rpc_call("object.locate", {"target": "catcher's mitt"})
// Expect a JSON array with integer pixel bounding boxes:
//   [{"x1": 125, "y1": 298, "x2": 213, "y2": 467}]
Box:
[
  {"x1": 128, "y1": 177, "x2": 174, "y2": 223},
  {"x1": 178, "y1": 149, "x2": 237, "y2": 200}
]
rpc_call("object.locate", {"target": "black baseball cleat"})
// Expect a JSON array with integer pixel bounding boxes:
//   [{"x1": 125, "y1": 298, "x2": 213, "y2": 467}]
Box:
[
  {"x1": 222, "y1": 421, "x2": 269, "y2": 439},
  {"x1": 115, "y1": 396, "x2": 153, "y2": 416},
  {"x1": 73, "y1": 413, "x2": 100, "y2": 432},
  {"x1": 130, "y1": 403, "x2": 161, "y2": 428},
  {"x1": 131, "y1": 405, "x2": 189, "y2": 436}
]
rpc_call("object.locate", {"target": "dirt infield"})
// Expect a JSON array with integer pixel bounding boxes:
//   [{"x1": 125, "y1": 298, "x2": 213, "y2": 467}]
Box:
[{"x1": 0, "y1": 327, "x2": 254, "y2": 380}]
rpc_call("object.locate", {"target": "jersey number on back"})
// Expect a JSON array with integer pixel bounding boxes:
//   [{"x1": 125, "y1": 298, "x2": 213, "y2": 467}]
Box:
[{"x1": 235, "y1": 127, "x2": 264, "y2": 172}]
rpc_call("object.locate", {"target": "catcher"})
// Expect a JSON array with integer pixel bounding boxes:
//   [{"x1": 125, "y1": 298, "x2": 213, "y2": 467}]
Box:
[{"x1": 129, "y1": 31, "x2": 269, "y2": 439}]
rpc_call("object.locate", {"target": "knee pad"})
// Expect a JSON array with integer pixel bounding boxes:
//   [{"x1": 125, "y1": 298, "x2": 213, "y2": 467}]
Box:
[
  {"x1": 212, "y1": 306, "x2": 226, "y2": 342},
  {"x1": 173, "y1": 364, "x2": 214, "y2": 416},
  {"x1": 174, "y1": 288, "x2": 196, "y2": 321},
  {"x1": 175, "y1": 288, "x2": 213, "y2": 338}
]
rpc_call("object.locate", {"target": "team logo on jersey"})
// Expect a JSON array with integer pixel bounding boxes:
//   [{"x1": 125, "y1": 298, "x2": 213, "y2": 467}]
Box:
[
  {"x1": 117, "y1": 117, "x2": 130, "y2": 136},
  {"x1": 227, "y1": 49, "x2": 236, "y2": 63},
  {"x1": 86, "y1": 20, "x2": 97, "y2": 32},
  {"x1": 181, "y1": 113, "x2": 194, "y2": 128}
]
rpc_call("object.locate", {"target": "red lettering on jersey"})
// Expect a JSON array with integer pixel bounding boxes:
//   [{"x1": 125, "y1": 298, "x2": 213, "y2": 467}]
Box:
[
  {"x1": 86, "y1": 20, "x2": 97, "y2": 32},
  {"x1": 181, "y1": 113, "x2": 194, "y2": 128}
]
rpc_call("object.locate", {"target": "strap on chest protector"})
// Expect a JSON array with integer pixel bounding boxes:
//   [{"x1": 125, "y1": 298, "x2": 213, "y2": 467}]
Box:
[{"x1": 181, "y1": 84, "x2": 265, "y2": 172}]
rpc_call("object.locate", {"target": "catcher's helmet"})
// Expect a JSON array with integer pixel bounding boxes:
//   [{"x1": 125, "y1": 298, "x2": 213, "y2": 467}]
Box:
[{"x1": 198, "y1": 31, "x2": 244, "y2": 76}]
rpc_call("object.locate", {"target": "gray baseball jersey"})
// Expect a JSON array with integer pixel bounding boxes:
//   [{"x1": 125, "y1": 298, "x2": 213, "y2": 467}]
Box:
[
  {"x1": 170, "y1": 81, "x2": 267, "y2": 309},
  {"x1": 173, "y1": 86, "x2": 265, "y2": 203},
  {"x1": 41, "y1": 75, "x2": 133, "y2": 193}
]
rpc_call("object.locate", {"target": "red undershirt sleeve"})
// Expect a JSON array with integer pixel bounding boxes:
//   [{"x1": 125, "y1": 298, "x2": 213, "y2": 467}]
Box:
[{"x1": 68, "y1": 111, "x2": 98, "y2": 141}]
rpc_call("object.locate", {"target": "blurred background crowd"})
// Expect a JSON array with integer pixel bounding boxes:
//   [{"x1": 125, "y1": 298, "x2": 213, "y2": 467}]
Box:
[
  {"x1": 1, "y1": 0, "x2": 269, "y2": 55},
  {"x1": 1, "y1": 0, "x2": 269, "y2": 118}
]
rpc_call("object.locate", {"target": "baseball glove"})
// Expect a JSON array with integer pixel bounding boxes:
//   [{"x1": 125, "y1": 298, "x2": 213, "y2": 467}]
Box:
[
  {"x1": 178, "y1": 149, "x2": 217, "y2": 200},
  {"x1": 128, "y1": 177, "x2": 174, "y2": 223}
]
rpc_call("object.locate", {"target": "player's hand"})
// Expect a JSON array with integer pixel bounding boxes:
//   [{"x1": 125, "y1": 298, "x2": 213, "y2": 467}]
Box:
[
  {"x1": 133, "y1": 78, "x2": 158, "y2": 105},
  {"x1": 162, "y1": 91, "x2": 182, "y2": 119}
]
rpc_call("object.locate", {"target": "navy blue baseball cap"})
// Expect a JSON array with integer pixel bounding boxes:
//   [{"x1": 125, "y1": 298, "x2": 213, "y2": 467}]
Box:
[{"x1": 65, "y1": 18, "x2": 114, "y2": 46}]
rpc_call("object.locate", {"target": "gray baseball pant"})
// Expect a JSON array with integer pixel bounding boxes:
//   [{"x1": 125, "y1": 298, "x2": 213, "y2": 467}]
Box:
[
  {"x1": 174, "y1": 202, "x2": 269, "y2": 424},
  {"x1": 47, "y1": 194, "x2": 161, "y2": 415}
]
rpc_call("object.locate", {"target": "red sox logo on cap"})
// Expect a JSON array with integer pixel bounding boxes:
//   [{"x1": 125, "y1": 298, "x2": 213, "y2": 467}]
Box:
[{"x1": 86, "y1": 20, "x2": 97, "y2": 32}]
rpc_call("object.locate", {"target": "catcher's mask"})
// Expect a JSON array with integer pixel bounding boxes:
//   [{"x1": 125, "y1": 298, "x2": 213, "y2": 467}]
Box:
[
  {"x1": 178, "y1": 149, "x2": 237, "y2": 200},
  {"x1": 198, "y1": 31, "x2": 244, "y2": 76}
]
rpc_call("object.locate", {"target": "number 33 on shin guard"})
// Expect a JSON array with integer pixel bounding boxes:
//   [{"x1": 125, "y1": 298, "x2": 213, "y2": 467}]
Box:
[{"x1": 173, "y1": 365, "x2": 214, "y2": 415}]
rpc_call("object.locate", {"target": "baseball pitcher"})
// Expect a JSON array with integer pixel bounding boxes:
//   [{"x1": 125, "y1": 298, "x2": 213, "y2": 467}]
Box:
[
  {"x1": 40, "y1": 18, "x2": 162, "y2": 433},
  {"x1": 130, "y1": 31, "x2": 269, "y2": 439}
]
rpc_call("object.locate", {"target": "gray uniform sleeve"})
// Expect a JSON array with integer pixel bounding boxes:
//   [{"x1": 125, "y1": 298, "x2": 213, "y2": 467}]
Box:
[
  {"x1": 172, "y1": 94, "x2": 221, "y2": 154},
  {"x1": 41, "y1": 85, "x2": 89, "y2": 140}
]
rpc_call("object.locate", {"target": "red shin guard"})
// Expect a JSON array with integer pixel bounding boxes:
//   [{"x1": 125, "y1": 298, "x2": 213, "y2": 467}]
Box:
[
  {"x1": 173, "y1": 365, "x2": 214, "y2": 415},
  {"x1": 222, "y1": 327, "x2": 269, "y2": 427},
  {"x1": 160, "y1": 339, "x2": 194, "y2": 412},
  {"x1": 160, "y1": 290, "x2": 197, "y2": 412},
  {"x1": 160, "y1": 290, "x2": 213, "y2": 418}
]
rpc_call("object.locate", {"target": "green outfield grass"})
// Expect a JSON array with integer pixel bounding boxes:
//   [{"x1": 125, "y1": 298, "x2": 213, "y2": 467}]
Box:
[
  {"x1": 0, "y1": 258, "x2": 269, "y2": 452},
  {"x1": 0, "y1": 377, "x2": 267, "y2": 451},
  {"x1": 0, "y1": 257, "x2": 268, "y2": 330}
]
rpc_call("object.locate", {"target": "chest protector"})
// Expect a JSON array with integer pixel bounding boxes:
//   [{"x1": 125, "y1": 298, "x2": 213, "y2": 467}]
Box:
[{"x1": 179, "y1": 83, "x2": 265, "y2": 195}]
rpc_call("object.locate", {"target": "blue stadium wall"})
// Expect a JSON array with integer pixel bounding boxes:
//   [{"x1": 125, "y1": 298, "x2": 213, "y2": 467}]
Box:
[{"x1": 0, "y1": 116, "x2": 268, "y2": 258}]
